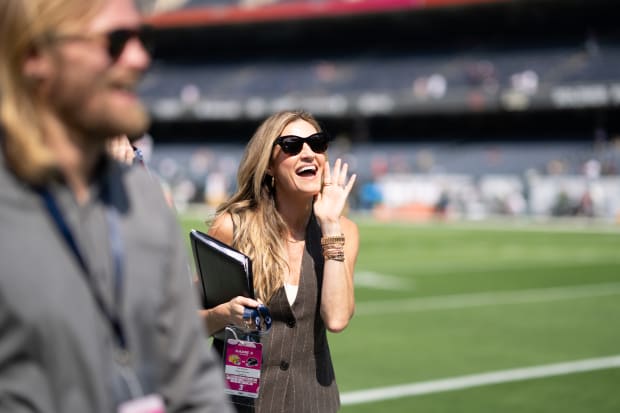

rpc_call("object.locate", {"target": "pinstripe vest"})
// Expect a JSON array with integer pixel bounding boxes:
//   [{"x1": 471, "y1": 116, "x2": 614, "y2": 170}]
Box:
[{"x1": 255, "y1": 213, "x2": 340, "y2": 413}]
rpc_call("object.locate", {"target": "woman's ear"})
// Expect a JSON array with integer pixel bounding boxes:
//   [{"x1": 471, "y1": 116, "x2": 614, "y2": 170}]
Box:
[{"x1": 265, "y1": 169, "x2": 275, "y2": 190}]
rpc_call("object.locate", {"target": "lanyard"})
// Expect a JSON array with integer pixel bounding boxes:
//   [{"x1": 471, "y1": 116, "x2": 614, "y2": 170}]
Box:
[
  {"x1": 242, "y1": 304, "x2": 272, "y2": 334},
  {"x1": 38, "y1": 188, "x2": 127, "y2": 349}
]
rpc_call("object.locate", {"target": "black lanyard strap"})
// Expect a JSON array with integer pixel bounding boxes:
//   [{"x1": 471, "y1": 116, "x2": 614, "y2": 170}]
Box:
[
  {"x1": 39, "y1": 189, "x2": 89, "y2": 273},
  {"x1": 39, "y1": 188, "x2": 127, "y2": 349}
]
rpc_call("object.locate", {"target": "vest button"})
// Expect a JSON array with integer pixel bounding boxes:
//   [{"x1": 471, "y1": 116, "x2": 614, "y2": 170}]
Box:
[
  {"x1": 280, "y1": 361, "x2": 289, "y2": 371},
  {"x1": 286, "y1": 319, "x2": 296, "y2": 328}
]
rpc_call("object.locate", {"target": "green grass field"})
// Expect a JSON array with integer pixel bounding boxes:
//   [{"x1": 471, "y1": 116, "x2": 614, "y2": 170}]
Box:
[{"x1": 180, "y1": 215, "x2": 620, "y2": 412}]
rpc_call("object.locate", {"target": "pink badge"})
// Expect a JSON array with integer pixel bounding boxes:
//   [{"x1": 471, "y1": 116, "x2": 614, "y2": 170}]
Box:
[{"x1": 224, "y1": 339, "x2": 263, "y2": 399}]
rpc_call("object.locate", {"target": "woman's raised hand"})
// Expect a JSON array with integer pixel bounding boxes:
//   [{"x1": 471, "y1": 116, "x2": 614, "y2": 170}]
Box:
[{"x1": 314, "y1": 158, "x2": 356, "y2": 225}]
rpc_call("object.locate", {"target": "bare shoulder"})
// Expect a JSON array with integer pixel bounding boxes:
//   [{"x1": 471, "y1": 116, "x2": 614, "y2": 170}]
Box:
[{"x1": 207, "y1": 212, "x2": 234, "y2": 245}]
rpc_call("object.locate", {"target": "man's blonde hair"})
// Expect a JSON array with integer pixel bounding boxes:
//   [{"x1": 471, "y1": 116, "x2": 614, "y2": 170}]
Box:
[{"x1": 0, "y1": 0, "x2": 103, "y2": 184}]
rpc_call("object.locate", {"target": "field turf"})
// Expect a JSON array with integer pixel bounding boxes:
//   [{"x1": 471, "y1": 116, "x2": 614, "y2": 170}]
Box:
[{"x1": 180, "y1": 215, "x2": 620, "y2": 412}]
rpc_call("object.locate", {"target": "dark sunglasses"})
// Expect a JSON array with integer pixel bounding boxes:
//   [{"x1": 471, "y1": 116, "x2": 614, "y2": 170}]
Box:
[
  {"x1": 106, "y1": 26, "x2": 154, "y2": 60},
  {"x1": 274, "y1": 132, "x2": 330, "y2": 155},
  {"x1": 47, "y1": 25, "x2": 154, "y2": 61}
]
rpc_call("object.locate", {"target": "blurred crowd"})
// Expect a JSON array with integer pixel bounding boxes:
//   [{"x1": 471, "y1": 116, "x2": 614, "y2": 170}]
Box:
[{"x1": 139, "y1": 133, "x2": 620, "y2": 221}]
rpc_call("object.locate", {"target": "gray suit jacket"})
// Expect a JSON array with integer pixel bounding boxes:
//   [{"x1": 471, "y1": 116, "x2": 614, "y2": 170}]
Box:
[{"x1": 0, "y1": 152, "x2": 232, "y2": 413}]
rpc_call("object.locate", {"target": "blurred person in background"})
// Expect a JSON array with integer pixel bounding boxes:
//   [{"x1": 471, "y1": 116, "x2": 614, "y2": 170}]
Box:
[
  {"x1": 203, "y1": 110, "x2": 359, "y2": 412},
  {"x1": 107, "y1": 134, "x2": 175, "y2": 207},
  {"x1": 0, "y1": 0, "x2": 232, "y2": 412},
  {"x1": 107, "y1": 135, "x2": 137, "y2": 165}
]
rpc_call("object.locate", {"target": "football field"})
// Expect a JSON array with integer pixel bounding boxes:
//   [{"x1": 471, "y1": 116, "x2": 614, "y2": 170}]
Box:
[{"x1": 180, "y1": 215, "x2": 620, "y2": 412}]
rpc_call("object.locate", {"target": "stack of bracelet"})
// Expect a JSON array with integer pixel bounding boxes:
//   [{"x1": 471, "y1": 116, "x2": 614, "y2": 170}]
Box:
[{"x1": 321, "y1": 234, "x2": 345, "y2": 262}]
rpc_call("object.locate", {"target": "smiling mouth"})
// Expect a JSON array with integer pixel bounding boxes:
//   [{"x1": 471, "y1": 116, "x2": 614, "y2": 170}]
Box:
[
  {"x1": 296, "y1": 165, "x2": 317, "y2": 177},
  {"x1": 109, "y1": 72, "x2": 141, "y2": 95}
]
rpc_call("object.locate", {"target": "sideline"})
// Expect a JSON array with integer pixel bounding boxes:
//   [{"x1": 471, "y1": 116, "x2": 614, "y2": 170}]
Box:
[
  {"x1": 351, "y1": 215, "x2": 620, "y2": 234},
  {"x1": 354, "y1": 282, "x2": 620, "y2": 316},
  {"x1": 341, "y1": 355, "x2": 620, "y2": 405}
]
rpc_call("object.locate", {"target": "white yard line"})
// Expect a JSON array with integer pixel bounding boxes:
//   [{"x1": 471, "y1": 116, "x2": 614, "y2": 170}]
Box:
[
  {"x1": 341, "y1": 355, "x2": 620, "y2": 405},
  {"x1": 355, "y1": 282, "x2": 620, "y2": 316},
  {"x1": 354, "y1": 271, "x2": 415, "y2": 291}
]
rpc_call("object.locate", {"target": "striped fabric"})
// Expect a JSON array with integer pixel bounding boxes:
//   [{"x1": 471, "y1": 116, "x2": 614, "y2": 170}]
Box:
[{"x1": 254, "y1": 214, "x2": 340, "y2": 413}]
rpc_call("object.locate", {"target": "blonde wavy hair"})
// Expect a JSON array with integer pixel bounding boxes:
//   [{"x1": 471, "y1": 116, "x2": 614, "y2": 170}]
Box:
[
  {"x1": 214, "y1": 110, "x2": 322, "y2": 303},
  {"x1": 0, "y1": 0, "x2": 103, "y2": 185}
]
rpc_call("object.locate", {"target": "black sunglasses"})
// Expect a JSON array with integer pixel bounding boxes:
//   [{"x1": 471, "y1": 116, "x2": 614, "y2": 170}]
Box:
[
  {"x1": 47, "y1": 25, "x2": 154, "y2": 61},
  {"x1": 274, "y1": 132, "x2": 330, "y2": 155},
  {"x1": 106, "y1": 26, "x2": 154, "y2": 60}
]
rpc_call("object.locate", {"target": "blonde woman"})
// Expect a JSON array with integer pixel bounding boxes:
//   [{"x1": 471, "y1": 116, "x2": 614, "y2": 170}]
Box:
[{"x1": 203, "y1": 110, "x2": 359, "y2": 412}]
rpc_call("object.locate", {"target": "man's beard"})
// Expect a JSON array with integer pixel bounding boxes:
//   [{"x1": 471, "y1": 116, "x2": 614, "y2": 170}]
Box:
[{"x1": 60, "y1": 98, "x2": 151, "y2": 144}]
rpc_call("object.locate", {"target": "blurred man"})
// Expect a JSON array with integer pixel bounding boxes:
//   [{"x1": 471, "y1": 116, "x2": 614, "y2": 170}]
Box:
[{"x1": 0, "y1": 0, "x2": 232, "y2": 412}]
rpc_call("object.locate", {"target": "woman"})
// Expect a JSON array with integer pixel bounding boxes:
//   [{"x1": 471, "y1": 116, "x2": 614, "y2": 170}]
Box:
[{"x1": 202, "y1": 110, "x2": 359, "y2": 412}]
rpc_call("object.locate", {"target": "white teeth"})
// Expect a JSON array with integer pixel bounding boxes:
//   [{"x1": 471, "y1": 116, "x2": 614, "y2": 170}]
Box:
[{"x1": 297, "y1": 166, "x2": 316, "y2": 174}]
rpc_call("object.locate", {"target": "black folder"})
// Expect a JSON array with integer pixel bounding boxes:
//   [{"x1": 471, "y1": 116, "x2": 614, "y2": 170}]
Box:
[{"x1": 189, "y1": 229, "x2": 254, "y2": 310}]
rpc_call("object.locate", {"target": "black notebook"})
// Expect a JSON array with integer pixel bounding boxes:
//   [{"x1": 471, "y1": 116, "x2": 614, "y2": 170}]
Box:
[{"x1": 189, "y1": 229, "x2": 254, "y2": 310}]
